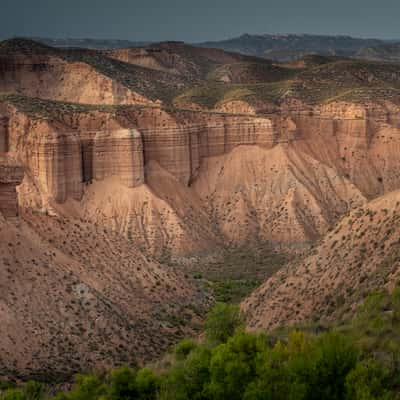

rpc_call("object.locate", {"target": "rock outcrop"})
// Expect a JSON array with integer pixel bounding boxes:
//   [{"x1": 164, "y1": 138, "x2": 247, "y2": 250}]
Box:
[
  {"x1": 0, "y1": 156, "x2": 24, "y2": 218},
  {"x1": 137, "y1": 113, "x2": 275, "y2": 185},
  {"x1": 0, "y1": 113, "x2": 24, "y2": 219},
  {"x1": 0, "y1": 116, "x2": 9, "y2": 153},
  {"x1": 93, "y1": 129, "x2": 144, "y2": 187},
  {"x1": 31, "y1": 128, "x2": 145, "y2": 203},
  {"x1": 35, "y1": 131, "x2": 83, "y2": 203},
  {"x1": 3, "y1": 98, "x2": 400, "y2": 256}
]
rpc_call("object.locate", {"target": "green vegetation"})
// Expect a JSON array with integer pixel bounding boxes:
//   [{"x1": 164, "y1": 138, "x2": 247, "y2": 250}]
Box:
[
  {"x1": 173, "y1": 81, "x2": 296, "y2": 109},
  {"x1": 3, "y1": 288, "x2": 400, "y2": 399},
  {"x1": 191, "y1": 245, "x2": 287, "y2": 303},
  {"x1": 174, "y1": 58, "x2": 400, "y2": 109},
  {"x1": 204, "y1": 303, "x2": 243, "y2": 344},
  {"x1": 206, "y1": 61, "x2": 296, "y2": 83},
  {"x1": 208, "y1": 279, "x2": 259, "y2": 303}
]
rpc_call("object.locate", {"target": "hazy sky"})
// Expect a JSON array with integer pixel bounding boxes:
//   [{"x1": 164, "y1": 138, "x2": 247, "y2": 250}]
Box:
[{"x1": 2, "y1": 0, "x2": 400, "y2": 42}]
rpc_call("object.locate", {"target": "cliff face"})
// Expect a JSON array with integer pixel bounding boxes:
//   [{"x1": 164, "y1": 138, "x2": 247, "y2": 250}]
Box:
[
  {"x1": 93, "y1": 129, "x2": 144, "y2": 187},
  {"x1": 4, "y1": 100, "x2": 400, "y2": 256},
  {"x1": 136, "y1": 112, "x2": 275, "y2": 185},
  {"x1": 0, "y1": 116, "x2": 9, "y2": 153},
  {"x1": 2, "y1": 108, "x2": 145, "y2": 206},
  {"x1": 288, "y1": 102, "x2": 400, "y2": 199},
  {"x1": 36, "y1": 131, "x2": 83, "y2": 203},
  {"x1": 3, "y1": 103, "x2": 276, "y2": 203},
  {"x1": 0, "y1": 156, "x2": 24, "y2": 218},
  {"x1": 0, "y1": 112, "x2": 24, "y2": 218}
]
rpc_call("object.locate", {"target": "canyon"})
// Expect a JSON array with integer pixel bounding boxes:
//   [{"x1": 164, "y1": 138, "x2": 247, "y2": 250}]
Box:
[{"x1": 2, "y1": 37, "x2": 400, "y2": 380}]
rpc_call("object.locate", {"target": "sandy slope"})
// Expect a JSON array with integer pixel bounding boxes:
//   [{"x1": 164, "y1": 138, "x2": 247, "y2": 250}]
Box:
[
  {"x1": 0, "y1": 210, "x2": 208, "y2": 381},
  {"x1": 243, "y1": 189, "x2": 400, "y2": 330}
]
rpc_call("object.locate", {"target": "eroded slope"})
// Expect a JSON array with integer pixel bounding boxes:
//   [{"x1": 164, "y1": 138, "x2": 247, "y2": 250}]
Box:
[
  {"x1": 0, "y1": 210, "x2": 207, "y2": 381},
  {"x1": 243, "y1": 190, "x2": 400, "y2": 330}
]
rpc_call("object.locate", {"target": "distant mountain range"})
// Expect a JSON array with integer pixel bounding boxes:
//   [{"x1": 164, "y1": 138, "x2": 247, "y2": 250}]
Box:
[
  {"x1": 30, "y1": 37, "x2": 150, "y2": 49},
  {"x1": 197, "y1": 33, "x2": 400, "y2": 62},
  {"x1": 3, "y1": 33, "x2": 400, "y2": 62}
]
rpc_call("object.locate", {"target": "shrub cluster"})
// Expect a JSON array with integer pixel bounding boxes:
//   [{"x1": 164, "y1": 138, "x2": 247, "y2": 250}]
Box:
[{"x1": 2, "y1": 295, "x2": 400, "y2": 400}]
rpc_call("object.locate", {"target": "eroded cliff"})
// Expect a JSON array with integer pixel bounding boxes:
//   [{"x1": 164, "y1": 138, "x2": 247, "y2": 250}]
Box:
[{"x1": 3, "y1": 97, "x2": 400, "y2": 258}]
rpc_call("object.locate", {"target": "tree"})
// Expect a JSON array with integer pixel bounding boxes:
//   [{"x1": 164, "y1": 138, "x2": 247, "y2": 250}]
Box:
[
  {"x1": 135, "y1": 368, "x2": 160, "y2": 400},
  {"x1": 204, "y1": 303, "x2": 243, "y2": 344},
  {"x1": 345, "y1": 360, "x2": 394, "y2": 400},
  {"x1": 67, "y1": 374, "x2": 106, "y2": 400},
  {"x1": 107, "y1": 366, "x2": 137, "y2": 400},
  {"x1": 244, "y1": 332, "x2": 310, "y2": 400},
  {"x1": 205, "y1": 331, "x2": 266, "y2": 400},
  {"x1": 308, "y1": 331, "x2": 359, "y2": 400},
  {"x1": 173, "y1": 339, "x2": 198, "y2": 361},
  {"x1": 23, "y1": 381, "x2": 43, "y2": 400},
  {"x1": 0, "y1": 389, "x2": 25, "y2": 400},
  {"x1": 159, "y1": 345, "x2": 211, "y2": 400}
]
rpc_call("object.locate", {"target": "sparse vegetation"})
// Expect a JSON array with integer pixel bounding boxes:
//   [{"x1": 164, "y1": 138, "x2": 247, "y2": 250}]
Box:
[{"x1": 3, "y1": 37, "x2": 400, "y2": 111}]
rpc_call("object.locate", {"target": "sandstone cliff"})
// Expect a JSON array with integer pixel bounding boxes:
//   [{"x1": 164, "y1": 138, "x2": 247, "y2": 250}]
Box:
[
  {"x1": 3, "y1": 97, "x2": 400, "y2": 257},
  {"x1": 92, "y1": 128, "x2": 144, "y2": 187},
  {"x1": 0, "y1": 155, "x2": 24, "y2": 218}
]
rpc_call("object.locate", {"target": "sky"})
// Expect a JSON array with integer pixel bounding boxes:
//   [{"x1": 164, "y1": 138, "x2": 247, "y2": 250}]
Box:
[{"x1": 1, "y1": 0, "x2": 400, "y2": 42}]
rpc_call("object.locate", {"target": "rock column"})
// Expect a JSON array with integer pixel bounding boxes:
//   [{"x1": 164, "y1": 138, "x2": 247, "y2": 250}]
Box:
[{"x1": 93, "y1": 129, "x2": 144, "y2": 188}]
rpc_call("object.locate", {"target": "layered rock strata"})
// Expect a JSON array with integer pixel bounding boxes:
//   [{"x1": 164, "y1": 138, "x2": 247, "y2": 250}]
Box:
[
  {"x1": 93, "y1": 129, "x2": 144, "y2": 187},
  {"x1": 38, "y1": 132, "x2": 83, "y2": 203},
  {"x1": 138, "y1": 117, "x2": 275, "y2": 185},
  {"x1": 0, "y1": 117, "x2": 9, "y2": 153},
  {"x1": 0, "y1": 156, "x2": 24, "y2": 218},
  {"x1": 4, "y1": 100, "x2": 400, "y2": 254}
]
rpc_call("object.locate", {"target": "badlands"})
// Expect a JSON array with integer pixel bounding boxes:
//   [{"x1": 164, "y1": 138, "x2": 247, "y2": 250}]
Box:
[{"x1": 2, "y1": 37, "x2": 400, "y2": 380}]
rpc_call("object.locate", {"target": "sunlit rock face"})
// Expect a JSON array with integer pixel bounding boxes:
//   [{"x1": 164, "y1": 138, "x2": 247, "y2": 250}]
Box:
[
  {"x1": 4, "y1": 99, "x2": 400, "y2": 255},
  {"x1": 93, "y1": 129, "x2": 144, "y2": 188}
]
